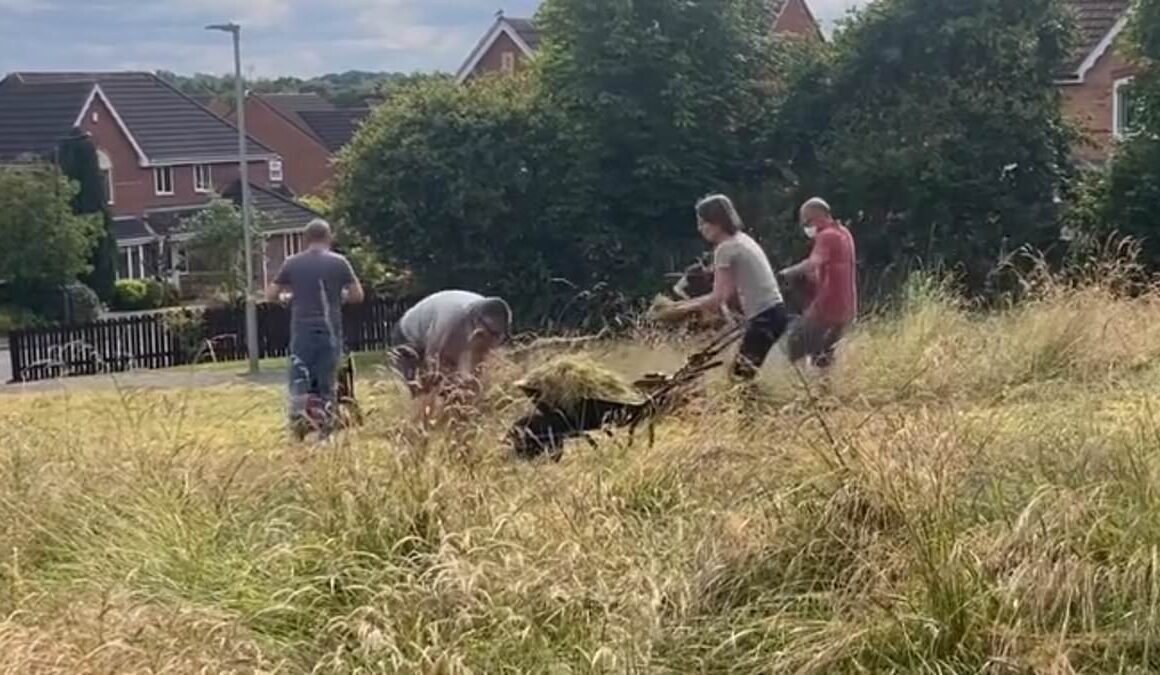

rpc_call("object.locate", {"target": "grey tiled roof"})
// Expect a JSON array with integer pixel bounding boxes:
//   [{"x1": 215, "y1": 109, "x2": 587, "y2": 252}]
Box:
[
  {"x1": 0, "y1": 79, "x2": 93, "y2": 160},
  {"x1": 222, "y1": 180, "x2": 323, "y2": 232},
  {"x1": 298, "y1": 108, "x2": 369, "y2": 152},
  {"x1": 8, "y1": 72, "x2": 275, "y2": 163},
  {"x1": 505, "y1": 17, "x2": 540, "y2": 50},
  {"x1": 1062, "y1": 0, "x2": 1131, "y2": 76},
  {"x1": 113, "y1": 216, "x2": 155, "y2": 243},
  {"x1": 259, "y1": 93, "x2": 335, "y2": 141}
]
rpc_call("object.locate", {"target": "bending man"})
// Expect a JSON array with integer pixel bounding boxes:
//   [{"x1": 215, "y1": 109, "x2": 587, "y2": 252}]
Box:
[{"x1": 391, "y1": 290, "x2": 512, "y2": 411}]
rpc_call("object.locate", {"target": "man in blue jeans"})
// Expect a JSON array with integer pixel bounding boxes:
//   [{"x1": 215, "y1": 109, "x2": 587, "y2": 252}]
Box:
[{"x1": 266, "y1": 219, "x2": 364, "y2": 436}]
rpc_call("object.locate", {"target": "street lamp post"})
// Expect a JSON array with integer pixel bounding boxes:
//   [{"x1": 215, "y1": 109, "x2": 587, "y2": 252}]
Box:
[{"x1": 207, "y1": 21, "x2": 259, "y2": 375}]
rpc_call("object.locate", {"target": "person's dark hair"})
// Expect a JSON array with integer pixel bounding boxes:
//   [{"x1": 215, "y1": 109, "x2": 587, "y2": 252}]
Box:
[
  {"x1": 695, "y1": 194, "x2": 743, "y2": 235},
  {"x1": 304, "y1": 218, "x2": 333, "y2": 244}
]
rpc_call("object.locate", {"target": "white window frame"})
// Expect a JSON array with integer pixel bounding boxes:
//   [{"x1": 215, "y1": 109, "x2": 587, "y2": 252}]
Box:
[
  {"x1": 501, "y1": 51, "x2": 516, "y2": 73},
  {"x1": 282, "y1": 232, "x2": 304, "y2": 259},
  {"x1": 153, "y1": 166, "x2": 174, "y2": 196},
  {"x1": 269, "y1": 159, "x2": 284, "y2": 184},
  {"x1": 97, "y1": 149, "x2": 114, "y2": 205},
  {"x1": 1113, "y1": 77, "x2": 1136, "y2": 140},
  {"x1": 117, "y1": 245, "x2": 148, "y2": 280},
  {"x1": 193, "y1": 164, "x2": 212, "y2": 193}
]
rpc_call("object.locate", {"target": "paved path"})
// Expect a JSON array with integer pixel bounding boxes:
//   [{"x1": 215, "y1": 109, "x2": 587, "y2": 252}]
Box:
[
  {"x1": 0, "y1": 346, "x2": 10, "y2": 386},
  {"x1": 0, "y1": 366, "x2": 284, "y2": 395}
]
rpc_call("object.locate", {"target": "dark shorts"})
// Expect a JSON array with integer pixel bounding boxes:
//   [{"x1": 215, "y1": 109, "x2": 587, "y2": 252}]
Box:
[
  {"x1": 733, "y1": 304, "x2": 791, "y2": 380},
  {"x1": 785, "y1": 315, "x2": 849, "y2": 368}
]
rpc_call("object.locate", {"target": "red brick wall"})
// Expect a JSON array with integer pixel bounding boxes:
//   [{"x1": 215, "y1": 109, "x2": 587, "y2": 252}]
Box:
[
  {"x1": 1060, "y1": 45, "x2": 1136, "y2": 162},
  {"x1": 774, "y1": 0, "x2": 822, "y2": 40},
  {"x1": 80, "y1": 95, "x2": 274, "y2": 218},
  {"x1": 239, "y1": 98, "x2": 334, "y2": 196},
  {"x1": 469, "y1": 32, "x2": 528, "y2": 79}
]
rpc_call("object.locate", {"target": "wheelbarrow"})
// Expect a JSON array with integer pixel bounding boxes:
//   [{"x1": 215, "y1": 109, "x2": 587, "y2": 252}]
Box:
[{"x1": 508, "y1": 324, "x2": 745, "y2": 460}]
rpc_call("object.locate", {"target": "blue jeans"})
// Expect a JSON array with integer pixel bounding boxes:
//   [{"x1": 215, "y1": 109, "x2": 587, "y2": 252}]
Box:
[{"x1": 288, "y1": 326, "x2": 341, "y2": 422}]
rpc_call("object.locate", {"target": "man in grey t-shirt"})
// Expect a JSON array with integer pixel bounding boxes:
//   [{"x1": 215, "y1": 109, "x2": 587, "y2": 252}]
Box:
[
  {"x1": 267, "y1": 219, "x2": 364, "y2": 430},
  {"x1": 391, "y1": 290, "x2": 512, "y2": 399}
]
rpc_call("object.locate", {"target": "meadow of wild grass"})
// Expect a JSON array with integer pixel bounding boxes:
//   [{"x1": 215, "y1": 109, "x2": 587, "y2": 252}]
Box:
[{"x1": 5, "y1": 264, "x2": 1160, "y2": 673}]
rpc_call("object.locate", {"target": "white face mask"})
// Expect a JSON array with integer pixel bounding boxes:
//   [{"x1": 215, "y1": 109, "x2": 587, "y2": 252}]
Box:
[{"x1": 802, "y1": 225, "x2": 817, "y2": 239}]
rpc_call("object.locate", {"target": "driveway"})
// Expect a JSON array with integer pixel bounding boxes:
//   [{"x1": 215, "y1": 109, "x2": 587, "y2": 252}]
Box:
[{"x1": 0, "y1": 344, "x2": 10, "y2": 385}]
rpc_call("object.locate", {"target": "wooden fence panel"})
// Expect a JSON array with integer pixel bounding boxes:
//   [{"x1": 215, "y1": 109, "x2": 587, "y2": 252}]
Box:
[{"x1": 7, "y1": 297, "x2": 411, "y2": 383}]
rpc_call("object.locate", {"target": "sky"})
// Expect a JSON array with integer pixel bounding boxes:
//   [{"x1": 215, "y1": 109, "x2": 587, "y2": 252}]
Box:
[{"x1": 0, "y1": 0, "x2": 863, "y2": 78}]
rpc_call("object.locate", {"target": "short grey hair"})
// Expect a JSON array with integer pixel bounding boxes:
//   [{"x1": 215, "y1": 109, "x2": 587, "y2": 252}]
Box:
[
  {"x1": 473, "y1": 297, "x2": 513, "y2": 339},
  {"x1": 801, "y1": 197, "x2": 832, "y2": 216},
  {"x1": 695, "y1": 194, "x2": 743, "y2": 235},
  {"x1": 304, "y1": 218, "x2": 333, "y2": 244}
]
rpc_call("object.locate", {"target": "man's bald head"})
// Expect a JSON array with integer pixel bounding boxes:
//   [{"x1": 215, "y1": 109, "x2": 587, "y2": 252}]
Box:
[{"x1": 800, "y1": 197, "x2": 832, "y2": 225}]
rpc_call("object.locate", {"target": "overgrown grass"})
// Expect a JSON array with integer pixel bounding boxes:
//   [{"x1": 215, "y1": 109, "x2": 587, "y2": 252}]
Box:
[{"x1": 5, "y1": 265, "x2": 1160, "y2": 673}]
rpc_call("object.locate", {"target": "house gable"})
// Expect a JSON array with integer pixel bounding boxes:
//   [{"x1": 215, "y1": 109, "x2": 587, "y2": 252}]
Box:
[
  {"x1": 456, "y1": 15, "x2": 537, "y2": 83},
  {"x1": 773, "y1": 0, "x2": 824, "y2": 41}
]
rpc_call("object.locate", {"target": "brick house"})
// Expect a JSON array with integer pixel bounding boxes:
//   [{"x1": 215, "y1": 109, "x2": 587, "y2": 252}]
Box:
[
  {"x1": 456, "y1": 2, "x2": 824, "y2": 83},
  {"x1": 0, "y1": 72, "x2": 323, "y2": 292},
  {"x1": 228, "y1": 93, "x2": 370, "y2": 196},
  {"x1": 1057, "y1": 0, "x2": 1135, "y2": 162}
]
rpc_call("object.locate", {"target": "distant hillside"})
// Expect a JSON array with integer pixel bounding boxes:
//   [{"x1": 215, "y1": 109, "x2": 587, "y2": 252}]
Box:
[{"x1": 157, "y1": 70, "x2": 412, "y2": 107}]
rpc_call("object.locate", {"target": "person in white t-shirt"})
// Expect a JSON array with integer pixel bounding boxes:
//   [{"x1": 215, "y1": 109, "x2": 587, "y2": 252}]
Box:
[{"x1": 654, "y1": 194, "x2": 790, "y2": 379}]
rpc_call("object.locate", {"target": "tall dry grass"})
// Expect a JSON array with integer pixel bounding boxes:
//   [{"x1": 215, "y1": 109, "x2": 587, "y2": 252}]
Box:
[{"x1": 4, "y1": 260, "x2": 1160, "y2": 673}]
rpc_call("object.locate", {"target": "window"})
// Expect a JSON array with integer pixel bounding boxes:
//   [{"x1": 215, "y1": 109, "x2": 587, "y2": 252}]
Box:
[
  {"x1": 269, "y1": 159, "x2": 284, "y2": 184},
  {"x1": 97, "y1": 149, "x2": 113, "y2": 205},
  {"x1": 501, "y1": 51, "x2": 516, "y2": 73},
  {"x1": 194, "y1": 164, "x2": 212, "y2": 193},
  {"x1": 153, "y1": 166, "x2": 174, "y2": 195},
  {"x1": 1114, "y1": 77, "x2": 1138, "y2": 139},
  {"x1": 283, "y1": 232, "x2": 304, "y2": 259},
  {"x1": 117, "y1": 245, "x2": 147, "y2": 280}
]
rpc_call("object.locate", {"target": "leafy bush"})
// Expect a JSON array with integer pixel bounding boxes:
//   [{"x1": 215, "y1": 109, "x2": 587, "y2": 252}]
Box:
[
  {"x1": 111, "y1": 279, "x2": 176, "y2": 312},
  {"x1": 112, "y1": 280, "x2": 150, "y2": 311},
  {"x1": 62, "y1": 282, "x2": 102, "y2": 324},
  {"x1": 0, "y1": 305, "x2": 47, "y2": 335}
]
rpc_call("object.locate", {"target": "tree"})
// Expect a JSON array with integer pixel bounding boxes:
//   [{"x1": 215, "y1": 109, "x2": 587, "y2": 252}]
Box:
[
  {"x1": 1096, "y1": 0, "x2": 1160, "y2": 267},
  {"x1": 337, "y1": 74, "x2": 591, "y2": 320},
  {"x1": 773, "y1": 0, "x2": 1074, "y2": 292},
  {"x1": 57, "y1": 128, "x2": 117, "y2": 301},
  {"x1": 180, "y1": 197, "x2": 271, "y2": 301},
  {"x1": 535, "y1": 0, "x2": 787, "y2": 291},
  {"x1": 0, "y1": 164, "x2": 102, "y2": 293},
  {"x1": 337, "y1": 0, "x2": 794, "y2": 323}
]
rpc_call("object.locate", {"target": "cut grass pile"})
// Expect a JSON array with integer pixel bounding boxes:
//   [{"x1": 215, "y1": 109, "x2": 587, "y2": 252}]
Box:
[{"x1": 4, "y1": 271, "x2": 1160, "y2": 672}]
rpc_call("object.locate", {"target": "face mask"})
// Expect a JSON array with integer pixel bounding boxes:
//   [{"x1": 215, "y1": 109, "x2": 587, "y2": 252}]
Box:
[{"x1": 803, "y1": 225, "x2": 817, "y2": 239}]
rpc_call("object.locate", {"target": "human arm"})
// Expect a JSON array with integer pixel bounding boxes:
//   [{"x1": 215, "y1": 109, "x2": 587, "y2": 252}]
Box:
[
  {"x1": 654, "y1": 246, "x2": 736, "y2": 321},
  {"x1": 266, "y1": 262, "x2": 292, "y2": 302},
  {"x1": 780, "y1": 235, "x2": 833, "y2": 282},
  {"x1": 339, "y1": 257, "x2": 365, "y2": 304}
]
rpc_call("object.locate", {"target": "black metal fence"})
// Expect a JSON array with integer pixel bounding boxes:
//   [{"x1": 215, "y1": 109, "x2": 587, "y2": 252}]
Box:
[{"x1": 7, "y1": 297, "x2": 412, "y2": 383}]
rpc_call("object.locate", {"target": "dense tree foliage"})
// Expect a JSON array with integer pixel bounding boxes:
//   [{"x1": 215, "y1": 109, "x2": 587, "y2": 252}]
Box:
[
  {"x1": 338, "y1": 0, "x2": 1078, "y2": 318},
  {"x1": 57, "y1": 128, "x2": 117, "y2": 301},
  {"x1": 159, "y1": 70, "x2": 410, "y2": 106},
  {"x1": 772, "y1": 0, "x2": 1074, "y2": 291},
  {"x1": 1096, "y1": 0, "x2": 1160, "y2": 267},
  {"x1": 0, "y1": 165, "x2": 102, "y2": 292}
]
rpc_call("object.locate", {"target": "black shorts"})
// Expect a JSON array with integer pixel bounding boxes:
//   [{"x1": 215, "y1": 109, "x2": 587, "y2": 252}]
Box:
[{"x1": 733, "y1": 304, "x2": 791, "y2": 380}]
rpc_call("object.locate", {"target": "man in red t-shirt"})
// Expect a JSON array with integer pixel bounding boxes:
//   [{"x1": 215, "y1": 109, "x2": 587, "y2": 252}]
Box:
[{"x1": 778, "y1": 197, "x2": 857, "y2": 370}]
